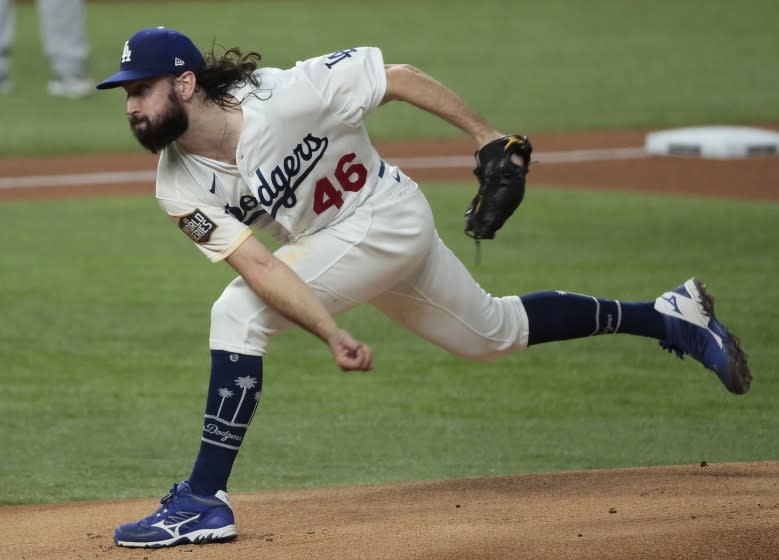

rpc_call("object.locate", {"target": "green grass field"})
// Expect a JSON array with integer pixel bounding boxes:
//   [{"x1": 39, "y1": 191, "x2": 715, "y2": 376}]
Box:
[
  {"x1": 1, "y1": 0, "x2": 778, "y2": 506},
  {"x1": 1, "y1": 0, "x2": 778, "y2": 155},
  {"x1": 1, "y1": 186, "x2": 777, "y2": 504}
]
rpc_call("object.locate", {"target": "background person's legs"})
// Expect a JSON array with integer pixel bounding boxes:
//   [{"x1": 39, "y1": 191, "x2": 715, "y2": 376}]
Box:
[
  {"x1": 0, "y1": 0, "x2": 13, "y2": 92},
  {"x1": 36, "y1": 0, "x2": 94, "y2": 97}
]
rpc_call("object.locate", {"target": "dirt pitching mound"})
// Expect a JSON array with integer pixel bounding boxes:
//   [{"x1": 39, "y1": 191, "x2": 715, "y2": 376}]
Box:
[{"x1": 2, "y1": 462, "x2": 777, "y2": 560}]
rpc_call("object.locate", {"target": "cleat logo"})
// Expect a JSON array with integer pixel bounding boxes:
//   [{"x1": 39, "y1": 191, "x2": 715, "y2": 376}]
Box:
[
  {"x1": 660, "y1": 294, "x2": 682, "y2": 315},
  {"x1": 151, "y1": 512, "x2": 201, "y2": 538}
]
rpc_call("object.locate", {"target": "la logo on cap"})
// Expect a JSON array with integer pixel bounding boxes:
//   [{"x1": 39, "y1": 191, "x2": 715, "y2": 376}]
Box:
[{"x1": 121, "y1": 41, "x2": 132, "y2": 63}]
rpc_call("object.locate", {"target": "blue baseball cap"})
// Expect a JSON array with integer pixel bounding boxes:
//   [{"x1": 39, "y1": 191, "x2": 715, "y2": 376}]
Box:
[{"x1": 96, "y1": 27, "x2": 205, "y2": 90}]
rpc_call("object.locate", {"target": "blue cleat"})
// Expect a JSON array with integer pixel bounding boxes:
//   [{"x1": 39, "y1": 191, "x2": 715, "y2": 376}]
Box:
[
  {"x1": 114, "y1": 481, "x2": 237, "y2": 548},
  {"x1": 655, "y1": 277, "x2": 751, "y2": 394}
]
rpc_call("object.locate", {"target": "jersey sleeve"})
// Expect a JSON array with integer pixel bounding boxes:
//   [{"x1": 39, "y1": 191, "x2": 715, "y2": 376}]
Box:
[
  {"x1": 296, "y1": 46, "x2": 387, "y2": 127},
  {"x1": 158, "y1": 197, "x2": 252, "y2": 263},
  {"x1": 156, "y1": 146, "x2": 254, "y2": 263}
]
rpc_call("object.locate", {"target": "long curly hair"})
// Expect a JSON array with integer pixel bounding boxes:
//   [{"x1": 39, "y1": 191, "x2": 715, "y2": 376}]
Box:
[{"x1": 196, "y1": 46, "x2": 263, "y2": 107}]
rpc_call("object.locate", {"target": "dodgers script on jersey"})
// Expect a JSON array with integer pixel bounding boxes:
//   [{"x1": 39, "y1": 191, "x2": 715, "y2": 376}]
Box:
[{"x1": 156, "y1": 47, "x2": 406, "y2": 262}]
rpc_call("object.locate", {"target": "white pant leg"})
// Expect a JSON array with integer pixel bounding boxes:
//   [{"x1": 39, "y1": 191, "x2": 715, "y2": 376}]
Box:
[
  {"x1": 210, "y1": 180, "x2": 436, "y2": 356},
  {"x1": 36, "y1": 0, "x2": 88, "y2": 78},
  {"x1": 0, "y1": 0, "x2": 13, "y2": 77},
  {"x1": 370, "y1": 234, "x2": 529, "y2": 361}
]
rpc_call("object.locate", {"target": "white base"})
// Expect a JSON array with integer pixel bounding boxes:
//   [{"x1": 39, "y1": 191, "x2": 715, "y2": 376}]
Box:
[{"x1": 645, "y1": 126, "x2": 779, "y2": 159}]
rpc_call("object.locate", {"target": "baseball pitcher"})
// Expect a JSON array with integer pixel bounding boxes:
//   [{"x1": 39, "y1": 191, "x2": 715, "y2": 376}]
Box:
[{"x1": 95, "y1": 27, "x2": 751, "y2": 548}]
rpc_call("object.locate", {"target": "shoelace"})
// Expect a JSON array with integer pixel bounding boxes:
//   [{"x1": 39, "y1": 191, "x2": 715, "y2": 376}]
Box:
[
  {"x1": 143, "y1": 484, "x2": 181, "y2": 522},
  {"x1": 160, "y1": 484, "x2": 180, "y2": 505}
]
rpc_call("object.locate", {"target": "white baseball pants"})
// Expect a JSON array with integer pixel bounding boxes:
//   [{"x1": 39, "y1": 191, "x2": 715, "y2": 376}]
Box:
[{"x1": 209, "y1": 179, "x2": 529, "y2": 361}]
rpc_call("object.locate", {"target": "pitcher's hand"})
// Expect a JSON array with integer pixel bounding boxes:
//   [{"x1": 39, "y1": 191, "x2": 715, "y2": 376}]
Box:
[{"x1": 329, "y1": 328, "x2": 373, "y2": 371}]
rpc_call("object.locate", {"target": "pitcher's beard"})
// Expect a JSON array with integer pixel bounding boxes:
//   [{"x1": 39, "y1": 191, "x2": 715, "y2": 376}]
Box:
[{"x1": 130, "y1": 90, "x2": 189, "y2": 154}]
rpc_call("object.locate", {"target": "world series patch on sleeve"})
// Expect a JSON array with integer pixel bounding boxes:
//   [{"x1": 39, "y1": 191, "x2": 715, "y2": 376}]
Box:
[{"x1": 179, "y1": 209, "x2": 218, "y2": 243}]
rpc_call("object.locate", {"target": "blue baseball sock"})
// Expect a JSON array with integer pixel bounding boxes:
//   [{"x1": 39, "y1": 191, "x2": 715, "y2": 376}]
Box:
[
  {"x1": 520, "y1": 290, "x2": 666, "y2": 346},
  {"x1": 188, "y1": 350, "x2": 263, "y2": 495}
]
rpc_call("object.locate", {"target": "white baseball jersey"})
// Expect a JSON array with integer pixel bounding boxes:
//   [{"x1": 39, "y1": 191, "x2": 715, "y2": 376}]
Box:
[
  {"x1": 154, "y1": 46, "x2": 529, "y2": 360},
  {"x1": 156, "y1": 46, "x2": 404, "y2": 262}
]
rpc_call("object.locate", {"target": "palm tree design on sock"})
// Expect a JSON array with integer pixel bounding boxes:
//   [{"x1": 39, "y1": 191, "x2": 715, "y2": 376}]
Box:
[
  {"x1": 215, "y1": 388, "x2": 234, "y2": 420},
  {"x1": 232, "y1": 376, "x2": 259, "y2": 423},
  {"x1": 246, "y1": 390, "x2": 262, "y2": 425}
]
